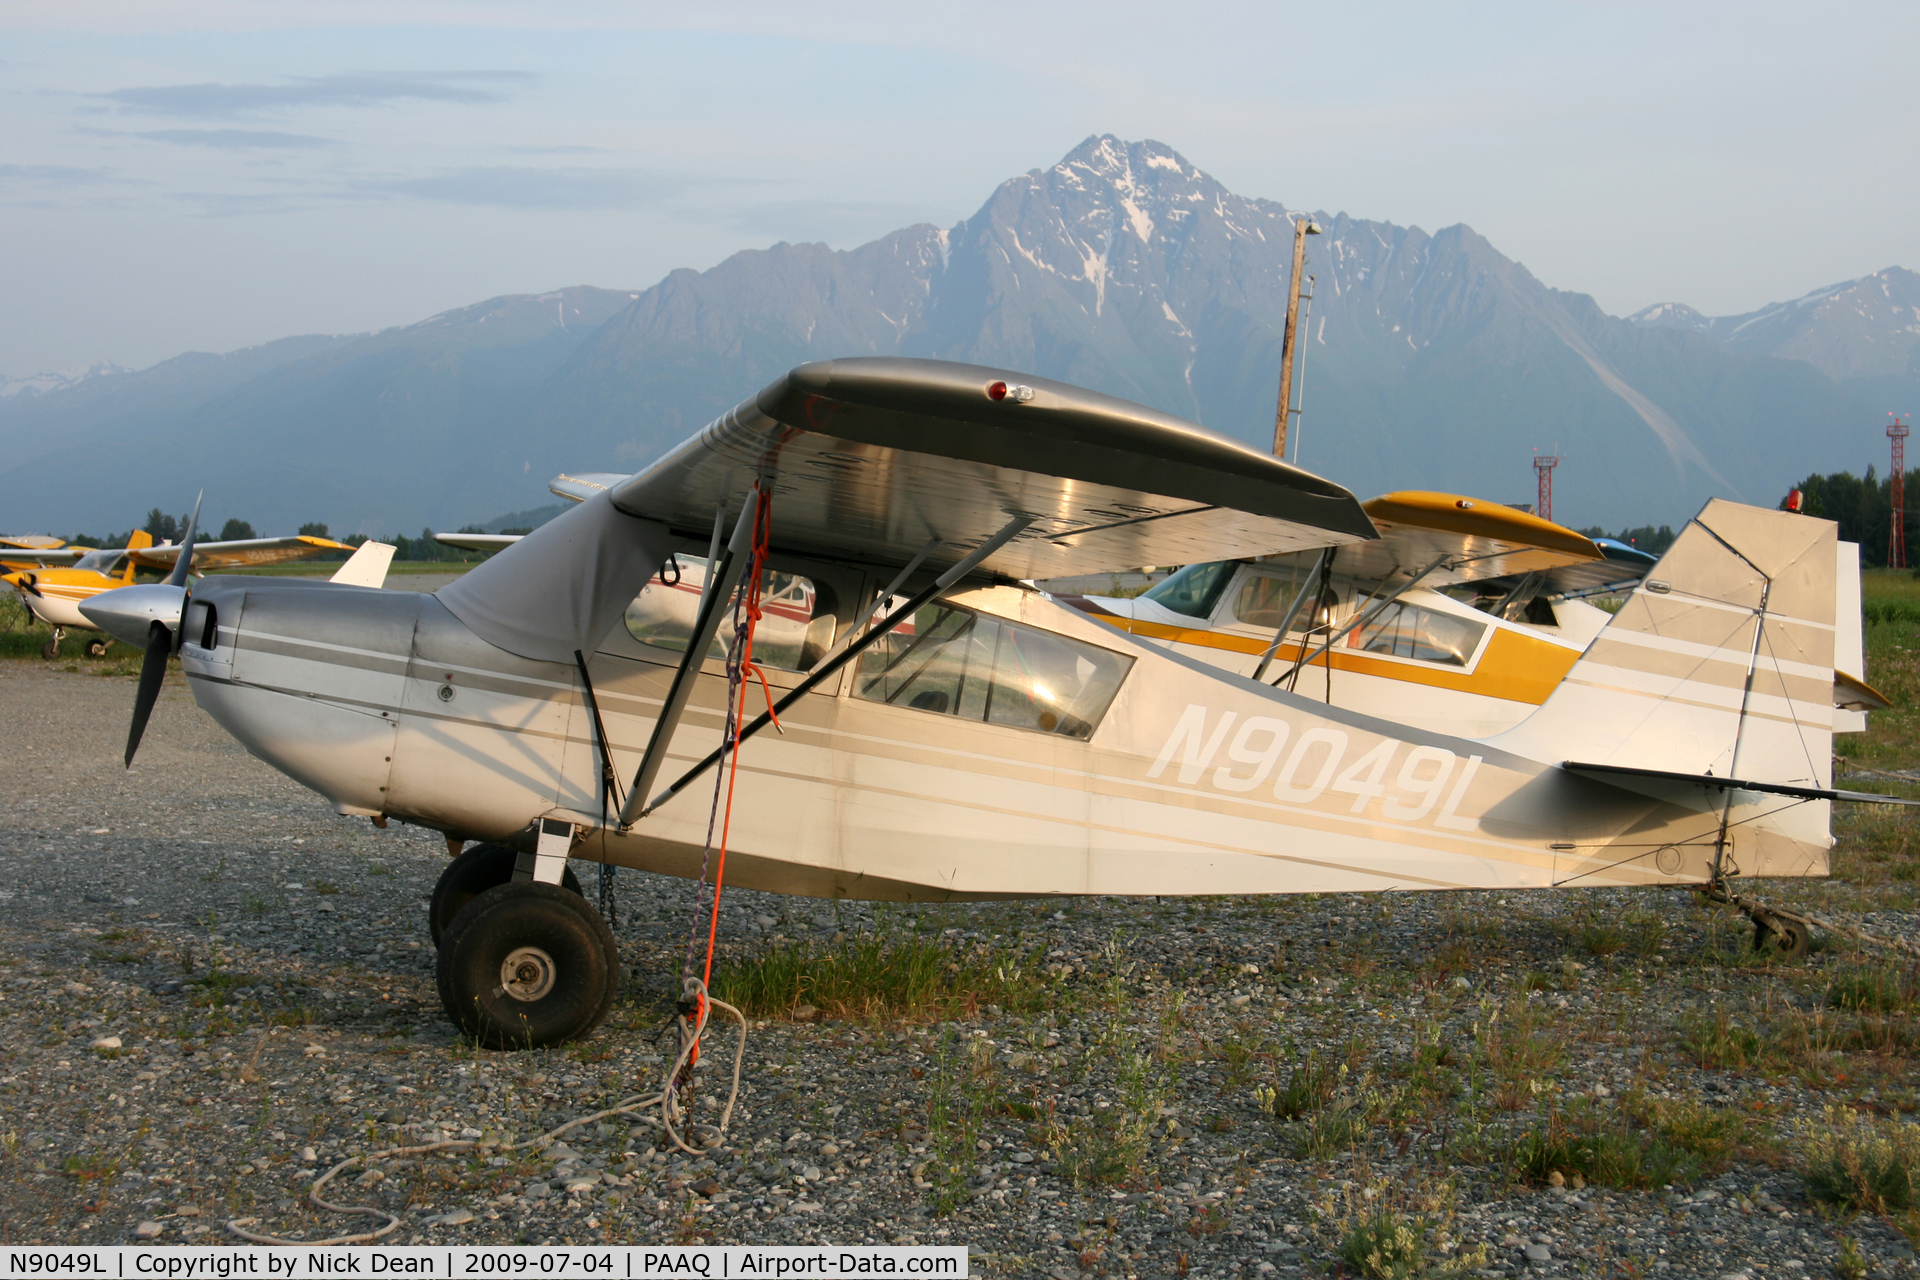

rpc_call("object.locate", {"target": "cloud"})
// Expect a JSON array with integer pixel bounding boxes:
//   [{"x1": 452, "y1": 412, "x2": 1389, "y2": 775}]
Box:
[
  {"x1": 356, "y1": 166, "x2": 669, "y2": 209},
  {"x1": 97, "y1": 70, "x2": 533, "y2": 118},
  {"x1": 0, "y1": 163, "x2": 116, "y2": 185},
  {"x1": 137, "y1": 127, "x2": 335, "y2": 149}
]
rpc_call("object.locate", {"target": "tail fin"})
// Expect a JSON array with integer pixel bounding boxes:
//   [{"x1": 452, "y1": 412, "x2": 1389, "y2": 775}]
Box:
[
  {"x1": 329, "y1": 541, "x2": 396, "y2": 589},
  {"x1": 1485, "y1": 498, "x2": 1837, "y2": 791},
  {"x1": 124, "y1": 529, "x2": 154, "y2": 582}
]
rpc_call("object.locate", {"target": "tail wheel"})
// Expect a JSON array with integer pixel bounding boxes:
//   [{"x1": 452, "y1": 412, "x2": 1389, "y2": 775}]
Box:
[
  {"x1": 429, "y1": 841, "x2": 582, "y2": 946},
  {"x1": 1753, "y1": 914, "x2": 1812, "y2": 961},
  {"x1": 436, "y1": 882, "x2": 618, "y2": 1049}
]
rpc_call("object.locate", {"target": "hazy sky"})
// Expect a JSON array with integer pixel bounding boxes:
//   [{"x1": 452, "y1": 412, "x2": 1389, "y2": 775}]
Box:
[{"x1": 4, "y1": 1, "x2": 1916, "y2": 374}]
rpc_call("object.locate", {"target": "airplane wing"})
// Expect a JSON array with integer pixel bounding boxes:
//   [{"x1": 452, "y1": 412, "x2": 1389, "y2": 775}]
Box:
[
  {"x1": 606, "y1": 358, "x2": 1378, "y2": 580},
  {"x1": 131, "y1": 534, "x2": 355, "y2": 571},
  {"x1": 1465, "y1": 535, "x2": 1658, "y2": 602},
  {"x1": 434, "y1": 533, "x2": 522, "y2": 553},
  {"x1": 0, "y1": 536, "x2": 68, "y2": 550},
  {"x1": 551, "y1": 474, "x2": 627, "y2": 504},
  {"x1": 1331, "y1": 492, "x2": 1604, "y2": 587},
  {"x1": 0, "y1": 547, "x2": 85, "y2": 565}
]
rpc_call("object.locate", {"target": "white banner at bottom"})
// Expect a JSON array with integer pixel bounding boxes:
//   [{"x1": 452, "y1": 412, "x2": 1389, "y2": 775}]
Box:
[{"x1": 0, "y1": 1245, "x2": 970, "y2": 1279}]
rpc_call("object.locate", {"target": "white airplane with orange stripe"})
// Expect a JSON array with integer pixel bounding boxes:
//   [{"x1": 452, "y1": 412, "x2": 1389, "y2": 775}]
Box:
[
  {"x1": 74, "y1": 358, "x2": 1906, "y2": 1051},
  {"x1": 1059, "y1": 492, "x2": 1882, "y2": 740}
]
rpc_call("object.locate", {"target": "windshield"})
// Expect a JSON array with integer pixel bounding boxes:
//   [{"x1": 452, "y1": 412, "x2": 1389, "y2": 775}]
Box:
[
  {"x1": 73, "y1": 550, "x2": 127, "y2": 575},
  {"x1": 1140, "y1": 560, "x2": 1239, "y2": 620}
]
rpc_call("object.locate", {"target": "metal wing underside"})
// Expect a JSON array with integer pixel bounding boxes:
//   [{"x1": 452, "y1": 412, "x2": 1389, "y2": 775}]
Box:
[
  {"x1": 609, "y1": 358, "x2": 1378, "y2": 580},
  {"x1": 1319, "y1": 492, "x2": 1606, "y2": 588}
]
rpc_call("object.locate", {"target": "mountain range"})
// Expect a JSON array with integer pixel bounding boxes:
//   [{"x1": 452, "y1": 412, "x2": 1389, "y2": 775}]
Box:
[{"x1": 1, "y1": 135, "x2": 1912, "y2": 538}]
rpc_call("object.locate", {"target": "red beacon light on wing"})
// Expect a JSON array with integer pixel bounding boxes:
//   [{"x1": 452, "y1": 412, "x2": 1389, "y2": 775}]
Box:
[{"x1": 985, "y1": 380, "x2": 1036, "y2": 403}]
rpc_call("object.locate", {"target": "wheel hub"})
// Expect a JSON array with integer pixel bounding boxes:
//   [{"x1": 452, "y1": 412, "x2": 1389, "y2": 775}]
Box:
[{"x1": 499, "y1": 946, "x2": 557, "y2": 1002}]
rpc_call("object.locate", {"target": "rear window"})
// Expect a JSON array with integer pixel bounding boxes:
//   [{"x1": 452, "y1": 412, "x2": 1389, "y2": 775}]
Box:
[
  {"x1": 623, "y1": 554, "x2": 835, "y2": 671},
  {"x1": 1141, "y1": 560, "x2": 1238, "y2": 619},
  {"x1": 854, "y1": 601, "x2": 1132, "y2": 740}
]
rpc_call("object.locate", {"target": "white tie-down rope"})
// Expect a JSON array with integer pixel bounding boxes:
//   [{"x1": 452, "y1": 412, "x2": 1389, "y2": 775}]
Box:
[{"x1": 227, "y1": 979, "x2": 746, "y2": 1246}]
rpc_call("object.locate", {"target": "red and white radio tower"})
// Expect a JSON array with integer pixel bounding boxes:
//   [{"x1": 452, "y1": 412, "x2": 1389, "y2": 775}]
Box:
[
  {"x1": 1534, "y1": 451, "x2": 1563, "y2": 523},
  {"x1": 1892, "y1": 414, "x2": 1911, "y2": 569}
]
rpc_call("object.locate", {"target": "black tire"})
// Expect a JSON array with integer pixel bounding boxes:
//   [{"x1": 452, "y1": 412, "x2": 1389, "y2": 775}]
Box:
[
  {"x1": 429, "y1": 841, "x2": 582, "y2": 946},
  {"x1": 436, "y1": 882, "x2": 618, "y2": 1049},
  {"x1": 40, "y1": 638, "x2": 58, "y2": 660},
  {"x1": 1754, "y1": 915, "x2": 1812, "y2": 961}
]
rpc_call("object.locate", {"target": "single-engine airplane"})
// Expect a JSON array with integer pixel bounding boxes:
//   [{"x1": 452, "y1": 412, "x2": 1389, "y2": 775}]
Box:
[
  {"x1": 80, "y1": 358, "x2": 1905, "y2": 1050},
  {"x1": 5, "y1": 530, "x2": 370, "y2": 657}
]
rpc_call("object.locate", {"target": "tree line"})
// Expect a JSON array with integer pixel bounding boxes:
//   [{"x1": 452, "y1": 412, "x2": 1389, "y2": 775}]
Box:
[
  {"x1": 60, "y1": 509, "x2": 529, "y2": 562},
  {"x1": 1780, "y1": 468, "x2": 1916, "y2": 567}
]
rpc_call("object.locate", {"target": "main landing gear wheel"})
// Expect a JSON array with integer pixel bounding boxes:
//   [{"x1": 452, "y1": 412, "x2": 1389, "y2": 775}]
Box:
[
  {"x1": 429, "y1": 841, "x2": 583, "y2": 945},
  {"x1": 1753, "y1": 914, "x2": 1812, "y2": 962},
  {"x1": 41, "y1": 638, "x2": 59, "y2": 660},
  {"x1": 85, "y1": 638, "x2": 109, "y2": 657},
  {"x1": 436, "y1": 882, "x2": 618, "y2": 1049}
]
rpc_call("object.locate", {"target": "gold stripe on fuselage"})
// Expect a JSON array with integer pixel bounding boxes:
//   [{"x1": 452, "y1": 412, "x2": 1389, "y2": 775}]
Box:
[{"x1": 1086, "y1": 614, "x2": 1582, "y2": 706}]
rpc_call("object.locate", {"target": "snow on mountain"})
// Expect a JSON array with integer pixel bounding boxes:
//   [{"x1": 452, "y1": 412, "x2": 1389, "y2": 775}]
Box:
[{"x1": 0, "y1": 362, "x2": 128, "y2": 399}]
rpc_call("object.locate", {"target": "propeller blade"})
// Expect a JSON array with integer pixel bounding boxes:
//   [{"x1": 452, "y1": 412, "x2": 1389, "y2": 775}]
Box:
[
  {"x1": 126, "y1": 620, "x2": 171, "y2": 768},
  {"x1": 165, "y1": 491, "x2": 204, "y2": 589}
]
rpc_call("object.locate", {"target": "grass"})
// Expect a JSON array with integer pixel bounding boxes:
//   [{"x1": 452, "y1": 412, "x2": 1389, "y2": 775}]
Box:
[
  {"x1": 1800, "y1": 1105, "x2": 1920, "y2": 1218},
  {"x1": 710, "y1": 928, "x2": 1052, "y2": 1022},
  {"x1": 1513, "y1": 1093, "x2": 1750, "y2": 1190}
]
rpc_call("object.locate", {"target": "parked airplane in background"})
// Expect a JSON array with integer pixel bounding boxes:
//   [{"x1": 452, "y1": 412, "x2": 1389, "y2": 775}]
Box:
[
  {"x1": 81, "y1": 359, "x2": 1900, "y2": 1051},
  {"x1": 4, "y1": 531, "x2": 386, "y2": 657}
]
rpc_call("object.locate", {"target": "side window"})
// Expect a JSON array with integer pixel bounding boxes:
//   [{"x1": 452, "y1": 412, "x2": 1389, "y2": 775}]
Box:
[
  {"x1": 623, "y1": 555, "x2": 836, "y2": 671},
  {"x1": 1349, "y1": 601, "x2": 1486, "y2": 667},
  {"x1": 854, "y1": 602, "x2": 1133, "y2": 740},
  {"x1": 1231, "y1": 563, "x2": 1349, "y2": 633}
]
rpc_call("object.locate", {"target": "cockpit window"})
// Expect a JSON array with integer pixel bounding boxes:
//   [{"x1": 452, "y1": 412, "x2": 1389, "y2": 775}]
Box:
[
  {"x1": 1141, "y1": 560, "x2": 1238, "y2": 620},
  {"x1": 854, "y1": 601, "x2": 1132, "y2": 740},
  {"x1": 73, "y1": 550, "x2": 126, "y2": 575},
  {"x1": 623, "y1": 554, "x2": 836, "y2": 671},
  {"x1": 1349, "y1": 601, "x2": 1486, "y2": 667}
]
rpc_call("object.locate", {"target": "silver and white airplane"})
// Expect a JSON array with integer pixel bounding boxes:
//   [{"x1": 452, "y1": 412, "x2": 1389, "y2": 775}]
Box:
[{"x1": 80, "y1": 358, "x2": 1894, "y2": 1049}]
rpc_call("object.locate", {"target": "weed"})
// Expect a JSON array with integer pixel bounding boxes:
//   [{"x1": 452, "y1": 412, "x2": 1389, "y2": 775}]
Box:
[
  {"x1": 923, "y1": 1033, "x2": 986, "y2": 1214},
  {"x1": 1837, "y1": 1235, "x2": 1868, "y2": 1280},
  {"x1": 1262, "y1": 1049, "x2": 1337, "y2": 1121},
  {"x1": 1042, "y1": 1027, "x2": 1173, "y2": 1187},
  {"x1": 1320, "y1": 1172, "x2": 1487, "y2": 1279},
  {"x1": 1680, "y1": 1011, "x2": 1768, "y2": 1070},
  {"x1": 310, "y1": 881, "x2": 341, "y2": 895}
]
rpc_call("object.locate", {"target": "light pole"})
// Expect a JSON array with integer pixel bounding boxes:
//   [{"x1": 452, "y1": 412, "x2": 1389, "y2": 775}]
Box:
[{"x1": 1272, "y1": 216, "x2": 1321, "y2": 459}]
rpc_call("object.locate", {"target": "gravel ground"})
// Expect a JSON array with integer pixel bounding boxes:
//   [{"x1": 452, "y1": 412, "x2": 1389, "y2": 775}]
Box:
[{"x1": 3, "y1": 659, "x2": 1919, "y2": 1279}]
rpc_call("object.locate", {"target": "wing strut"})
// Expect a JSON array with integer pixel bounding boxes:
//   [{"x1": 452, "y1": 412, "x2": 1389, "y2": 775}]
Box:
[
  {"x1": 1251, "y1": 546, "x2": 1335, "y2": 683},
  {"x1": 617, "y1": 492, "x2": 762, "y2": 826},
  {"x1": 627, "y1": 513, "x2": 1034, "y2": 826}
]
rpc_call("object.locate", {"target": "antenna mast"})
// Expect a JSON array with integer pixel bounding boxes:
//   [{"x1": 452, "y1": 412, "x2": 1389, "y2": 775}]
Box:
[
  {"x1": 1533, "y1": 451, "x2": 1563, "y2": 523},
  {"x1": 1891, "y1": 414, "x2": 1911, "y2": 569},
  {"x1": 1271, "y1": 216, "x2": 1321, "y2": 460}
]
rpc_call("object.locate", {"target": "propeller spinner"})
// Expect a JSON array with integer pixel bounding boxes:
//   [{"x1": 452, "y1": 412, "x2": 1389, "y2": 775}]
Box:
[{"x1": 78, "y1": 494, "x2": 202, "y2": 766}]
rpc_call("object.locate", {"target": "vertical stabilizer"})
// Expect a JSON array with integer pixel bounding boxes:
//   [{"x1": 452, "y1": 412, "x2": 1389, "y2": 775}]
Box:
[{"x1": 1485, "y1": 499, "x2": 1837, "y2": 791}]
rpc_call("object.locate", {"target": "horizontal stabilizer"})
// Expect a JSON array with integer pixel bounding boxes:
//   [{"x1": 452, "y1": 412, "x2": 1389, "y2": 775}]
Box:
[
  {"x1": 329, "y1": 540, "x2": 396, "y2": 589},
  {"x1": 1565, "y1": 761, "x2": 1920, "y2": 806},
  {"x1": 433, "y1": 533, "x2": 521, "y2": 553}
]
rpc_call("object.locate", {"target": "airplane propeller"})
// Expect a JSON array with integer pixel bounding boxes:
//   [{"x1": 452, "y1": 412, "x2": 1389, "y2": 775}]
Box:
[{"x1": 78, "y1": 493, "x2": 202, "y2": 767}]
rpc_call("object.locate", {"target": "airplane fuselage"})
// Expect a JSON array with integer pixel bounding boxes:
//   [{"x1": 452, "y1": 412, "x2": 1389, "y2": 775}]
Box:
[{"x1": 176, "y1": 571, "x2": 1829, "y2": 903}]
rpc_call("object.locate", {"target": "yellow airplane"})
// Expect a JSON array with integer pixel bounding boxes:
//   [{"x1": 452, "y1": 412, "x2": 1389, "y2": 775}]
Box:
[{"x1": 3, "y1": 530, "x2": 359, "y2": 658}]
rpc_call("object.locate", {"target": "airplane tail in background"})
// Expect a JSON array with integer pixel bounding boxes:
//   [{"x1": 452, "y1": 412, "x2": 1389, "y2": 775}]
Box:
[{"x1": 1484, "y1": 499, "x2": 1838, "y2": 793}]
